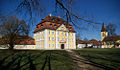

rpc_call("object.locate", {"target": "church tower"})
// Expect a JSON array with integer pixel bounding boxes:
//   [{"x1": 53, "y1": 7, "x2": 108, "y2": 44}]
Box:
[{"x1": 101, "y1": 23, "x2": 108, "y2": 41}]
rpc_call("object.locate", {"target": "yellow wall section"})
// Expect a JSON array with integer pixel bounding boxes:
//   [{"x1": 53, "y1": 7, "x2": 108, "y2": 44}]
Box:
[
  {"x1": 34, "y1": 24, "x2": 76, "y2": 49},
  {"x1": 34, "y1": 30, "x2": 45, "y2": 49},
  {"x1": 101, "y1": 31, "x2": 108, "y2": 41}
]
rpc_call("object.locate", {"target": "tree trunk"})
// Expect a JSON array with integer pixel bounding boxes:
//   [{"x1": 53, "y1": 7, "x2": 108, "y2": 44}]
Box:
[{"x1": 9, "y1": 44, "x2": 14, "y2": 50}]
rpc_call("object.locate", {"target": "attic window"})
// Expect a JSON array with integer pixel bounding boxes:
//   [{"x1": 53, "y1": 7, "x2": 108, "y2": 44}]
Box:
[
  {"x1": 37, "y1": 26, "x2": 39, "y2": 28},
  {"x1": 41, "y1": 24, "x2": 43, "y2": 27},
  {"x1": 66, "y1": 27, "x2": 68, "y2": 30},
  {"x1": 54, "y1": 25, "x2": 56, "y2": 27},
  {"x1": 50, "y1": 24, "x2": 52, "y2": 27},
  {"x1": 70, "y1": 27, "x2": 72, "y2": 30}
]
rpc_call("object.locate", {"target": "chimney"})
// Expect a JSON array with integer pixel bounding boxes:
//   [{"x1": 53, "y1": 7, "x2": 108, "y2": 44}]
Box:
[
  {"x1": 58, "y1": 16, "x2": 60, "y2": 18},
  {"x1": 49, "y1": 14, "x2": 51, "y2": 16}
]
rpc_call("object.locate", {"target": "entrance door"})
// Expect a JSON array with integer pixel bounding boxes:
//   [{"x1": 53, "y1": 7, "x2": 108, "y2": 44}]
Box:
[{"x1": 61, "y1": 44, "x2": 64, "y2": 49}]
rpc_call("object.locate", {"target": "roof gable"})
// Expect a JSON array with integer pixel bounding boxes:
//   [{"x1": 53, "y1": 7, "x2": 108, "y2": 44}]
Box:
[{"x1": 57, "y1": 24, "x2": 68, "y2": 31}]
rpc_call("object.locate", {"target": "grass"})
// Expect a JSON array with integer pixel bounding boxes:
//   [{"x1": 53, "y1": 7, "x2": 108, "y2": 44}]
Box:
[
  {"x1": 0, "y1": 50, "x2": 76, "y2": 70},
  {"x1": 74, "y1": 48, "x2": 120, "y2": 70}
]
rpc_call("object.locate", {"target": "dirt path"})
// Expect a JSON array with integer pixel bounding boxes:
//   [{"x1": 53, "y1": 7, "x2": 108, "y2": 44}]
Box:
[{"x1": 66, "y1": 50, "x2": 104, "y2": 70}]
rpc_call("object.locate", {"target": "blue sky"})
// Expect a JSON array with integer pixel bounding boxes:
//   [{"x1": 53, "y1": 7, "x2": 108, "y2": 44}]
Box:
[{"x1": 0, "y1": 0, "x2": 120, "y2": 40}]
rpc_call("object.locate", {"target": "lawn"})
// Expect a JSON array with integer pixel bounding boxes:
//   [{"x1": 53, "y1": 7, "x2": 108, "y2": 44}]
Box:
[
  {"x1": 74, "y1": 48, "x2": 120, "y2": 70},
  {"x1": 0, "y1": 50, "x2": 76, "y2": 70}
]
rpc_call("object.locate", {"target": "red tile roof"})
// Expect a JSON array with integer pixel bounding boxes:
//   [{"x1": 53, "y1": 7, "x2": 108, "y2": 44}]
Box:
[
  {"x1": 76, "y1": 40, "x2": 84, "y2": 44},
  {"x1": 88, "y1": 39, "x2": 103, "y2": 46},
  {"x1": 34, "y1": 15, "x2": 76, "y2": 33},
  {"x1": 0, "y1": 35, "x2": 35, "y2": 45},
  {"x1": 103, "y1": 35, "x2": 120, "y2": 41}
]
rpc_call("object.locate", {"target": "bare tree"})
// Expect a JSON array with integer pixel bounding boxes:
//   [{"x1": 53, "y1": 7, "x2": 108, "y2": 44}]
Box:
[
  {"x1": 76, "y1": 33, "x2": 81, "y2": 40},
  {"x1": 0, "y1": 16, "x2": 29, "y2": 50},
  {"x1": 106, "y1": 23, "x2": 117, "y2": 48},
  {"x1": 106, "y1": 23, "x2": 117, "y2": 37},
  {"x1": 83, "y1": 37, "x2": 88, "y2": 47},
  {"x1": 14, "y1": 0, "x2": 99, "y2": 28}
]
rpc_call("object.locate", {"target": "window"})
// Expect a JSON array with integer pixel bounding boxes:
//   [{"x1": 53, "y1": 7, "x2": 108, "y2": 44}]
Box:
[
  {"x1": 52, "y1": 32, "x2": 54, "y2": 34},
  {"x1": 41, "y1": 24, "x2": 43, "y2": 27},
  {"x1": 72, "y1": 39, "x2": 73, "y2": 42},
  {"x1": 70, "y1": 45, "x2": 71, "y2": 47},
  {"x1": 62, "y1": 38, "x2": 64, "y2": 41},
  {"x1": 49, "y1": 44, "x2": 50, "y2": 47},
  {"x1": 62, "y1": 32, "x2": 63, "y2": 35},
  {"x1": 66, "y1": 27, "x2": 68, "y2": 30},
  {"x1": 72, "y1": 34, "x2": 73, "y2": 36},
  {"x1": 58, "y1": 37, "x2": 59, "y2": 41},
  {"x1": 102, "y1": 33, "x2": 105, "y2": 36},
  {"x1": 52, "y1": 37, "x2": 54, "y2": 41},
  {"x1": 52, "y1": 44, "x2": 54, "y2": 47},
  {"x1": 65, "y1": 38, "x2": 67, "y2": 41},
  {"x1": 50, "y1": 24, "x2": 52, "y2": 27},
  {"x1": 69, "y1": 39, "x2": 71, "y2": 42},
  {"x1": 54, "y1": 25, "x2": 56, "y2": 27},
  {"x1": 57, "y1": 31, "x2": 59, "y2": 35},
  {"x1": 49, "y1": 37, "x2": 50, "y2": 41},
  {"x1": 58, "y1": 44, "x2": 59, "y2": 47},
  {"x1": 49, "y1": 30, "x2": 50, "y2": 34},
  {"x1": 61, "y1": 27, "x2": 64, "y2": 30},
  {"x1": 65, "y1": 33, "x2": 67, "y2": 36}
]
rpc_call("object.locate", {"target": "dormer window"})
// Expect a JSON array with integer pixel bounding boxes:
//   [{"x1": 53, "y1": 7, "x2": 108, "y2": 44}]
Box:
[
  {"x1": 41, "y1": 24, "x2": 43, "y2": 27},
  {"x1": 54, "y1": 25, "x2": 56, "y2": 27},
  {"x1": 37, "y1": 26, "x2": 39, "y2": 28},
  {"x1": 50, "y1": 24, "x2": 52, "y2": 27},
  {"x1": 66, "y1": 27, "x2": 68, "y2": 30}
]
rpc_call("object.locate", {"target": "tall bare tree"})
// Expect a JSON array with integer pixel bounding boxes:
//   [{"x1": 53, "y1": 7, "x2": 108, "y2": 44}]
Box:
[
  {"x1": 106, "y1": 23, "x2": 117, "y2": 48},
  {"x1": 0, "y1": 16, "x2": 29, "y2": 50},
  {"x1": 83, "y1": 37, "x2": 88, "y2": 47},
  {"x1": 106, "y1": 23, "x2": 117, "y2": 37},
  {"x1": 14, "y1": 0, "x2": 99, "y2": 28}
]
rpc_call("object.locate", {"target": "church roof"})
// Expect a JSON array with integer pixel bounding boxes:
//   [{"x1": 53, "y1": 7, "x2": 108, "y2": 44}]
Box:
[
  {"x1": 33, "y1": 14, "x2": 76, "y2": 33},
  {"x1": 101, "y1": 23, "x2": 107, "y2": 32}
]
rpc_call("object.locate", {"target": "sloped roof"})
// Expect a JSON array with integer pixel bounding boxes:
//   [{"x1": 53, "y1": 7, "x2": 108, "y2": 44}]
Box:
[
  {"x1": 34, "y1": 15, "x2": 75, "y2": 33},
  {"x1": 103, "y1": 35, "x2": 120, "y2": 41},
  {"x1": 101, "y1": 23, "x2": 107, "y2": 32},
  {"x1": 88, "y1": 39, "x2": 103, "y2": 46},
  {"x1": 76, "y1": 40, "x2": 84, "y2": 44},
  {"x1": 0, "y1": 35, "x2": 35, "y2": 45}
]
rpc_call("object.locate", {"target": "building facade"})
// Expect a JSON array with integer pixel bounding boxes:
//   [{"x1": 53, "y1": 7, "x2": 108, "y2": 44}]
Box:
[
  {"x1": 101, "y1": 23, "x2": 120, "y2": 48},
  {"x1": 34, "y1": 14, "x2": 76, "y2": 49},
  {"x1": 0, "y1": 35, "x2": 35, "y2": 49}
]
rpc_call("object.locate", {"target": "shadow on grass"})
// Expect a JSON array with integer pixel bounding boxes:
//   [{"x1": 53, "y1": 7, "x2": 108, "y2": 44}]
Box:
[
  {"x1": 73, "y1": 51, "x2": 116, "y2": 70},
  {"x1": 0, "y1": 50, "x2": 46, "y2": 70}
]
